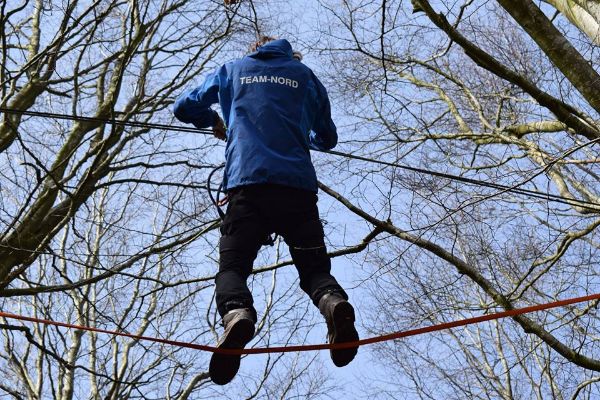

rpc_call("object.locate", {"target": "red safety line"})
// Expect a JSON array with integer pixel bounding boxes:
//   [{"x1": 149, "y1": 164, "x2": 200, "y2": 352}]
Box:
[{"x1": 1, "y1": 293, "x2": 599, "y2": 355}]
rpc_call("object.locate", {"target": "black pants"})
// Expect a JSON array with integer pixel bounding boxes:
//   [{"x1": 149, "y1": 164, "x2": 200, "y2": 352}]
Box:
[{"x1": 216, "y1": 184, "x2": 347, "y2": 318}]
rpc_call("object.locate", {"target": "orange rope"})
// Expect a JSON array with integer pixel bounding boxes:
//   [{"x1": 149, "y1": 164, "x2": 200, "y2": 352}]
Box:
[{"x1": 1, "y1": 292, "x2": 599, "y2": 355}]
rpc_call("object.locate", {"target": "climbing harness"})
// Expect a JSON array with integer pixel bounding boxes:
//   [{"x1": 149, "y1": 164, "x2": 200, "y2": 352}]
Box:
[
  {"x1": 207, "y1": 163, "x2": 227, "y2": 220},
  {"x1": 206, "y1": 163, "x2": 277, "y2": 246}
]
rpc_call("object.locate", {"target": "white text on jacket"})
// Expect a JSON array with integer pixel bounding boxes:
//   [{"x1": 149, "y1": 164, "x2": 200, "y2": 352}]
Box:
[{"x1": 239, "y1": 75, "x2": 299, "y2": 88}]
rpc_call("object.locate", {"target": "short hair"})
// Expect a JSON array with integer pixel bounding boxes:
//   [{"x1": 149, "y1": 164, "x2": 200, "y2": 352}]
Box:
[{"x1": 249, "y1": 35, "x2": 277, "y2": 52}]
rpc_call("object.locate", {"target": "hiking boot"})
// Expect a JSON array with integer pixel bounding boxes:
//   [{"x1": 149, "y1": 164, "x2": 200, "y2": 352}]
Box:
[
  {"x1": 209, "y1": 308, "x2": 256, "y2": 385},
  {"x1": 318, "y1": 293, "x2": 359, "y2": 367}
]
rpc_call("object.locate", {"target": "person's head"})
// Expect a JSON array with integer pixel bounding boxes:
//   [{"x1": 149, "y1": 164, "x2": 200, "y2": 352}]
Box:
[
  {"x1": 249, "y1": 35, "x2": 277, "y2": 53},
  {"x1": 248, "y1": 36, "x2": 303, "y2": 60}
]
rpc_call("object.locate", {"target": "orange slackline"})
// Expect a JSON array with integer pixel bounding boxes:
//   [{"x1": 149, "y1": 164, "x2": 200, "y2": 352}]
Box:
[{"x1": 1, "y1": 292, "x2": 599, "y2": 355}]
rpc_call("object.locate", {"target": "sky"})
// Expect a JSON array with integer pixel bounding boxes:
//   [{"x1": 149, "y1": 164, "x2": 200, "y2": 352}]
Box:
[{"x1": 6, "y1": 0, "x2": 599, "y2": 398}]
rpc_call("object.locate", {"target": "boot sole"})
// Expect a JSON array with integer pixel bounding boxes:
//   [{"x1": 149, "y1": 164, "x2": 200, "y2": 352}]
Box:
[
  {"x1": 209, "y1": 318, "x2": 255, "y2": 385},
  {"x1": 330, "y1": 301, "x2": 359, "y2": 367}
]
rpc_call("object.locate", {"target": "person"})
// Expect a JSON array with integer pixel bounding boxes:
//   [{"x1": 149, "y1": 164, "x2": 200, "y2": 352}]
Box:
[{"x1": 173, "y1": 36, "x2": 359, "y2": 385}]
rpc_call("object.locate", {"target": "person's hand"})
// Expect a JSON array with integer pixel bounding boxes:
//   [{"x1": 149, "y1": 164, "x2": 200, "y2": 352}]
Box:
[{"x1": 213, "y1": 116, "x2": 227, "y2": 141}]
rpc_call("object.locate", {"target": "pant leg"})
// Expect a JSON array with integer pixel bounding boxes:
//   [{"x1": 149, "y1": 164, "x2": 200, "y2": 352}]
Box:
[
  {"x1": 216, "y1": 188, "x2": 269, "y2": 318},
  {"x1": 272, "y1": 188, "x2": 348, "y2": 305}
]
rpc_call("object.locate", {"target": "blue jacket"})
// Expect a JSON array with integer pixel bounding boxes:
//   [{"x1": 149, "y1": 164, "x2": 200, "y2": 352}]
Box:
[{"x1": 173, "y1": 39, "x2": 337, "y2": 192}]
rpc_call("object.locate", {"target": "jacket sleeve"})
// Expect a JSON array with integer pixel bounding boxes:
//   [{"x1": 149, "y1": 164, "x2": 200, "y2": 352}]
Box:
[
  {"x1": 309, "y1": 74, "x2": 338, "y2": 151},
  {"x1": 173, "y1": 66, "x2": 223, "y2": 129}
]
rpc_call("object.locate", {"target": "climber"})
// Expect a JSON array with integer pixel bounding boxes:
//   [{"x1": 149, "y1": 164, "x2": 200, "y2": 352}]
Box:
[{"x1": 173, "y1": 36, "x2": 359, "y2": 385}]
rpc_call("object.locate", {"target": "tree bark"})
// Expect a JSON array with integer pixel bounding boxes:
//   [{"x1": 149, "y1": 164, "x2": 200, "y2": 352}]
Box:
[
  {"x1": 496, "y1": 0, "x2": 600, "y2": 115},
  {"x1": 543, "y1": 0, "x2": 600, "y2": 44}
]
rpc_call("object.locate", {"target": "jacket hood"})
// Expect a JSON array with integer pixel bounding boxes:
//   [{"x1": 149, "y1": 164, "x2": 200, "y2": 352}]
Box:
[{"x1": 249, "y1": 39, "x2": 294, "y2": 59}]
